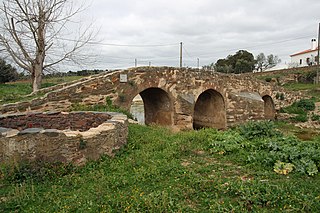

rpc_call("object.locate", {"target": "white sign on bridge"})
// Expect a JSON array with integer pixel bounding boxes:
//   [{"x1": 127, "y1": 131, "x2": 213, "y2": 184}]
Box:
[{"x1": 120, "y1": 74, "x2": 128, "y2": 83}]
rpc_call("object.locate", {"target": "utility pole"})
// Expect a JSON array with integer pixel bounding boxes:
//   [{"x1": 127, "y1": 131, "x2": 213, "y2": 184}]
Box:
[
  {"x1": 317, "y1": 22, "x2": 320, "y2": 84},
  {"x1": 197, "y1": 58, "x2": 200, "y2": 69},
  {"x1": 179, "y1": 42, "x2": 183, "y2": 68},
  {"x1": 135, "y1": 58, "x2": 137, "y2": 67}
]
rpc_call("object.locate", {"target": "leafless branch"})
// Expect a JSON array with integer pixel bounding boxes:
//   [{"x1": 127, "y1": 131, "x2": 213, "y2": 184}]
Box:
[{"x1": 0, "y1": 0, "x2": 96, "y2": 92}]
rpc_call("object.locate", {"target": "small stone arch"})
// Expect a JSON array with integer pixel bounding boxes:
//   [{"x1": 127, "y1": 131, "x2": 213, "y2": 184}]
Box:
[
  {"x1": 137, "y1": 87, "x2": 173, "y2": 126},
  {"x1": 262, "y1": 95, "x2": 275, "y2": 120},
  {"x1": 193, "y1": 89, "x2": 226, "y2": 129}
]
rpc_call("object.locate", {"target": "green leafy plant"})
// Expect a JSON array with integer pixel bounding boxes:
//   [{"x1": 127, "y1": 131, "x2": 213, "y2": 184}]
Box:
[
  {"x1": 273, "y1": 161, "x2": 294, "y2": 175},
  {"x1": 276, "y1": 92, "x2": 285, "y2": 100},
  {"x1": 294, "y1": 158, "x2": 318, "y2": 176},
  {"x1": 291, "y1": 114, "x2": 308, "y2": 122},
  {"x1": 295, "y1": 99, "x2": 315, "y2": 111},
  {"x1": 311, "y1": 113, "x2": 320, "y2": 121},
  {"x1": 265, "y1": 77, "x2": 272, "y2": 82},
  {"x1": 280, "y1": 98, "x2": 315, "y2": 118},
  {"x1": 79, "y1": 138, "x2": 87, "y2": 150},
  {"x1": 237, "y1": 121, "x2": 282, "y2": 140}
]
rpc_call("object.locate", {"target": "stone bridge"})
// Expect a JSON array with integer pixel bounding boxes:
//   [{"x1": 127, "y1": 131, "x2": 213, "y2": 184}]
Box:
[{"x1": 0, "y1": 67, "x2": 302, "y2": 131}]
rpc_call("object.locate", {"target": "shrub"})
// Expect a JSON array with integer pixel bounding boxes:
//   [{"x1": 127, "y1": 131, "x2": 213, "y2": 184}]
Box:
[
  {"x1": 295, "y1": 99, "x2": 315, "y2": 111},
  {"x1": 273, "y1": 161, "x2": 294, "y2": 175},
  {"x1": 291, "y1": 114, "x2": 308, "y2": 122},
  {"x1": 297, "y1": 70, "x2": 317, "y2": 83},
  {"x1": 238, "y1": 121, "x2": 282, "y2": 140},
  {"x1": 0, "y1": 58, "x2": 18, "y2": 83},
  {"x1": 311, "y1": 113, "x2": 320, "y2": 121},
  {"x1": 280, "y1": 98, "x2": 315, "y2": 115},
  {"x1": 265, "y1": 77, "x2": 272, "y2": 82},
  {"x1": 275, "y1": 93, "x2": 285, "y2": 100}
]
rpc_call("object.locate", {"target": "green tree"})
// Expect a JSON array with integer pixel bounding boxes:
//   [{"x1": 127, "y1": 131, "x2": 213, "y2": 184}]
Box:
[
  {"x1": 235, "y1": 59, "x2": 253, "y2": 74},
  {"x1": 214, "y1": 50, "x2": 255, "y2": 73},
  {"x1": 0, "y1": 58, "x2": 18, "y2": 83}
]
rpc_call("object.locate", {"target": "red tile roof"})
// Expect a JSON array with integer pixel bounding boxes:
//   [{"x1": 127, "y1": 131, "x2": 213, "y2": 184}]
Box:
[{"x1": 290, "y1": 47, "x2": 318, "y2": 57}]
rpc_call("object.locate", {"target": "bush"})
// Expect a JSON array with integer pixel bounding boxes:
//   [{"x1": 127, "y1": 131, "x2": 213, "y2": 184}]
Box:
[
  {"x1": 298, "y1": 70, "x2": 317, "y2": 83},
  {"x1": 311, "y1": 113, "x2": 320, "y2": 121},
  {"x1": 275, "y1": 93, "x2": 285, "y2": 100},
  {"x1": 238, "y1": 121, "x2": 282, "y2": 140},
  {"x1": 0, "y1": 58, "x2": 18, "y2": 83},
  {"x1": 291, "y1": 114, "x2": 308, "y2": 122},
  {"x1": 295, "y1": 99, "x2": 315, "y2": 111},
  {"x1": 280, "y1": 98, "x2": 315, "y2": 115},
  {"x1": 265, "y1": 77, "x2": 272, "y2": 82},
  {"x1": 209, "y1": 121, "x2": 320, "y2": 176}
]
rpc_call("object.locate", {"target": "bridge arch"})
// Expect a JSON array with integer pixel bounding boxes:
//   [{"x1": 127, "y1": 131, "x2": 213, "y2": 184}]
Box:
[
  {"x1": 193, "y1": 89, "x2": 226, "y2": 130},
  {"x1": 131, "y1": 87, "x2": 173, "y2": 126},
  {"x1": 262, "y1": 95, "x2": 275, "y2": 120}
]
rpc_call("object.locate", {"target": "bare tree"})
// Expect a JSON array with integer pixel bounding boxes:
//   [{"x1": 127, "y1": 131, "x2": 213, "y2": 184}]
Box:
[
  {"x1": 255, "y1": 53, "x2": 281, "y2": 72},
  {"x1": 0, "y1": 0, "x2": 93, "y2": 92}
]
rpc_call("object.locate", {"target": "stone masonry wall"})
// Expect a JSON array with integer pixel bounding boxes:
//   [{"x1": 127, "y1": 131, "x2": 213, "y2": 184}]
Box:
[
  {"x1": 0, "y1": 67, "x2": 305, "y2": 130},
  {"x1": 0, "y1": 112, "x2": 128, "y2": 165},
  {"x1": 0, "y1": 112, "x2": 111, "y2": 132}
]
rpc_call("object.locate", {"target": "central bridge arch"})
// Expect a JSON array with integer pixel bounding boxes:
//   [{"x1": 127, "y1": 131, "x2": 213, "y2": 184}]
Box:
[
  {"x1": 137, "y1": 87, "x2": 173, "y2": 126},
  {"x1": 193, "y1": 89, "x2": 226, "y2": 129}
]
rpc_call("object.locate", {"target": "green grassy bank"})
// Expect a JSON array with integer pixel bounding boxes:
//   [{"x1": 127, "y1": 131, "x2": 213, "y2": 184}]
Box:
[
  {"x1": 1, "y1": 122, "x2": 320, "y2": 212},
  {"x1": 0, "y1": 76, "x2": 83, "y2": 105}
]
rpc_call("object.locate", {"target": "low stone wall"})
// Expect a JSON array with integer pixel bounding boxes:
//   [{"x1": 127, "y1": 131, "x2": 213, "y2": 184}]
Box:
[
  {"x1": 0, "y1": 111, "x2": 128, "y2": 165},
  {"x1": 0, "y1": 111, "x2": 111, "y2": 132}
]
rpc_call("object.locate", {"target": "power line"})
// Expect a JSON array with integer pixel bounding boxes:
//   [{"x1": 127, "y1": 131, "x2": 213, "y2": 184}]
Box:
[
  {"x1": 183, "y1": 46, "x2": 193, "y2": 59},
  {"x1": 56, "y1": 37, "x2": 178, "y2": 47},
  {"x1": 193, "y1": 35, "x2": 313, "y2": 58}
]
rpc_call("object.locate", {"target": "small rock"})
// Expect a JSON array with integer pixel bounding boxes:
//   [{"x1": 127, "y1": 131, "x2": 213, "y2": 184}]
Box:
[
  {"x1": 18, "y1": 128, "x2": 44, "y2": 135},
  {"x1": 4, "y1": 129, "x2": 20, "y2": 137},
  {"x1": 0, "y1": 127, "x2": 9, "y2": 134},
  {"x1": 128, "y1": 119, "x2": 139, "y2": 124},
  {"x1": 41, "y1": 129, "x2": 60, "y2": 137}
]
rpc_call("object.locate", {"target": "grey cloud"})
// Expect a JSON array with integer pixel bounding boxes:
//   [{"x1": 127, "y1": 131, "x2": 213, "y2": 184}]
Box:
[{"x1": 69, "y1": 0, "x2": 320, "y2": 70}]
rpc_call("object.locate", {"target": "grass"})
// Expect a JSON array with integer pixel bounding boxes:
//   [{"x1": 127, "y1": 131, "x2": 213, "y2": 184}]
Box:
[
  {"x1": 283, "y1": 83, "x2": 319, "y2": 91},
  {"x1": 283, "y1": 83, "x2": 320, "y2": 101},
  {"x1": 0, "y1": 72, "x2": 320, "y2": 211},
  {"x1": 0, "y1": 76, "x2": 83, "y2": 105},
  {"x1": 275, "y1": 121, "x2": 320, "y2": 141},
  {"x1": 1, "y1": 122, "x2": 320, "y2": 212}
]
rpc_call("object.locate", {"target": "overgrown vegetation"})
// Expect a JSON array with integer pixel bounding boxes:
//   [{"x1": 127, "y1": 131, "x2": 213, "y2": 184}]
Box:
[
  {"x1": 280, "y1": 98, "x2": 316, "y2": 122},
  {"x1": 1, "y1": 122, "x2": 320, "y2": 212}
]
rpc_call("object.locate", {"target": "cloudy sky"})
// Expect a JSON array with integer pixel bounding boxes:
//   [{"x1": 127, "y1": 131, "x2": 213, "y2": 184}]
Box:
[
  {"x1": 72, "y1": 0, "x2": 319, "y2": 70},
  {"x1": 2, "y1": 0, "x2": 319, "y2": 71}
]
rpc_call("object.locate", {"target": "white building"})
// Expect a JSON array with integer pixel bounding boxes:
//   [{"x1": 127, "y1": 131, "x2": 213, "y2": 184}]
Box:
[{"x1": 290, "y1": 39, "x2": 319, "y2": 67}]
